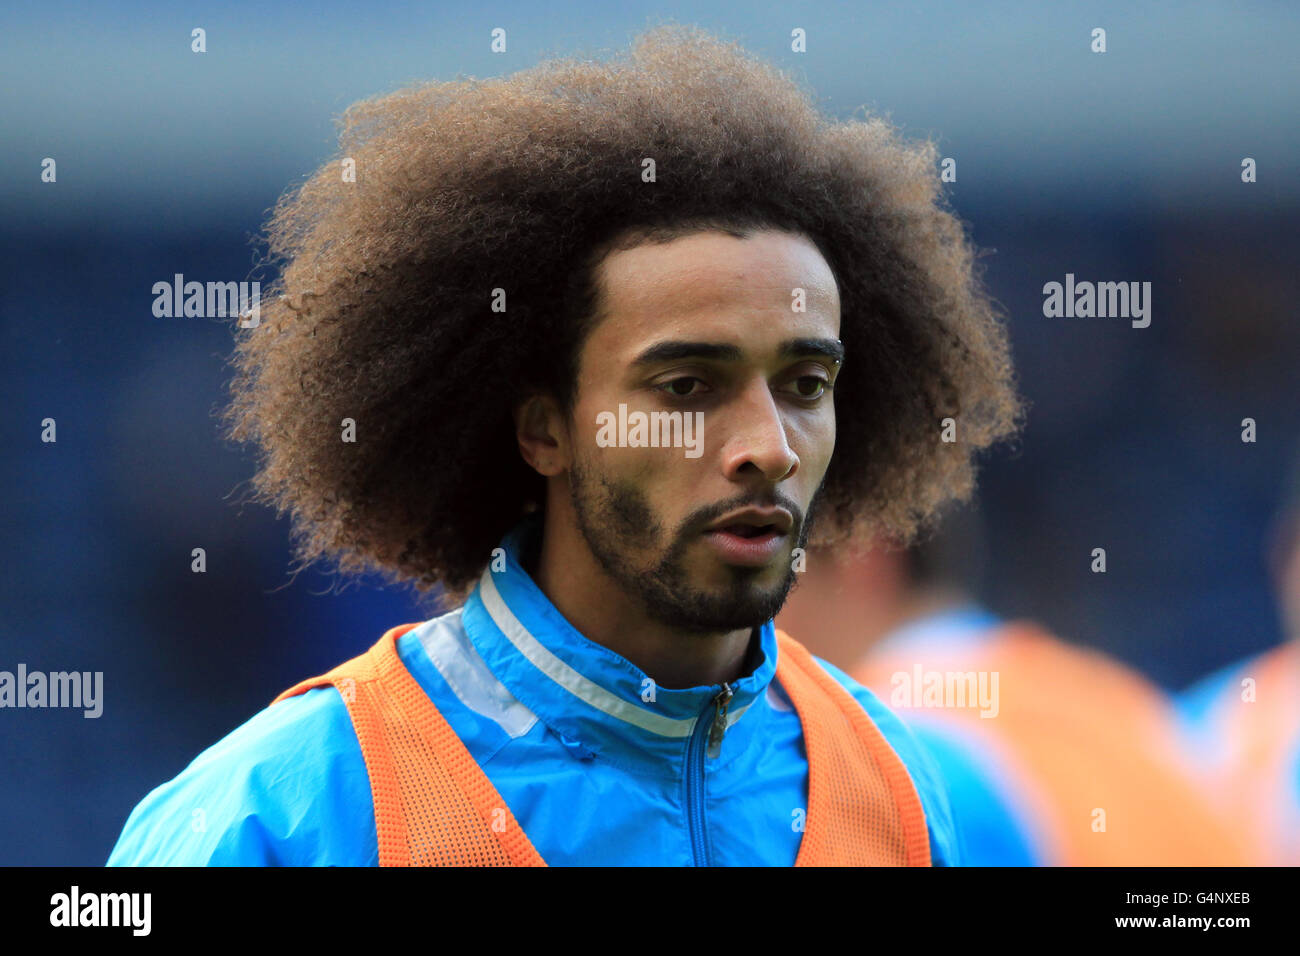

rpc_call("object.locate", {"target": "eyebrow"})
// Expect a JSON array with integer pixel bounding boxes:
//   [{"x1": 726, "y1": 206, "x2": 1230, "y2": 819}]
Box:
[
  {"x1": 782, "y1": 337, "x2": 845, "y2": 365},
  {"x1": 630, "y1": 337, "x2": 844, "y2": 368}
]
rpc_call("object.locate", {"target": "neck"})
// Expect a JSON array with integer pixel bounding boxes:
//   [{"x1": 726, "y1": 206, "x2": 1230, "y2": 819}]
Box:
[{"x1": 529, "y1": 511, "x2": 755, "y2": 691}]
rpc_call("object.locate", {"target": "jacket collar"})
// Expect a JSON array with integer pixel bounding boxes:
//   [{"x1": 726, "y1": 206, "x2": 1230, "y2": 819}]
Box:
[{"x1": 459, "y1": 519, "x2": 778, "y2": 774}]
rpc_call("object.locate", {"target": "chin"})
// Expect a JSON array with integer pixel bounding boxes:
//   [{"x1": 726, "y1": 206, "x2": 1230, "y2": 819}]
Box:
[{"x1": 692, "y1": 556, "x2": 780, "y2": 590}]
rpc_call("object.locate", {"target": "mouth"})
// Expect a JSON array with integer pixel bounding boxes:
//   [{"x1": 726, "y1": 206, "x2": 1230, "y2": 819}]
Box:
[
  {"x1": 701, "y1": 508, "x2": 794, "y2": 566},
  {"x1": 712, "y1": 522, "x2": 781, "y2": 538}
]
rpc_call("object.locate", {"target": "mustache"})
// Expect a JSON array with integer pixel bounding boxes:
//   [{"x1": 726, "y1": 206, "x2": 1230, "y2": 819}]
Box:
[{"x1": 682, "y1": 491, "x2": 807, "y2": 537}]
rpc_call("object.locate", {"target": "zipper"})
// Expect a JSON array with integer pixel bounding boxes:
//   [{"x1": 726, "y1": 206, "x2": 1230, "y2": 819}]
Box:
[{"x1": 685, "y1": 682, "x2": 734, "y2": 866}]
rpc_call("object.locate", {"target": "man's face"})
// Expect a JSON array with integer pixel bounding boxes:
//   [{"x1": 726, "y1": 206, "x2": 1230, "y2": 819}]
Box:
[{"x1": 563, "y1": 228, "x2": 842, "y2": 633}]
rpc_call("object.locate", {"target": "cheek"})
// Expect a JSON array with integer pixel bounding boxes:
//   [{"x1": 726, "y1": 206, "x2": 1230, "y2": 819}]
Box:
[
  {"x1": 793, "y1": 410, "x2": 836, "y2": 478},
  {"x1": 588, "y1": 407, "x2": 701, "y2": 477},
  {"x1": 619, "y1": 450, "x2": 697, "y2": 517},
  {"x1": 614, "y1": 449, "x2": 704, "y2": 540},
  {"x1": 822, "y1": 410, "x2": 837, "y2": 461},
  {"x1": 582, "y1": 419, "x2": 689, "y2": 505}
]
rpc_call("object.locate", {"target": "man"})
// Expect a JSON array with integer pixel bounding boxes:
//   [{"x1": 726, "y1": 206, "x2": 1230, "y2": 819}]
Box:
[
  {"x1": 108, "y1": 25, "x2": 1022, "y2": 866},
  {"x1": 780, "y1": 514, "x2": 1256, "y2": 865}
]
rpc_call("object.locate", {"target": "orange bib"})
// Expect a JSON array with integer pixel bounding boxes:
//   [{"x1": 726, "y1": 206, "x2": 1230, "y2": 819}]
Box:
[
  {"x1": 273, "y1": 624, "x2": 932, "y2": 866},
  {"x1": 856, "y1": 621, "x2": 1256, "y2": 865},
  {"x1": 1196, "y1": 641, "x2": 1300, "y2": 864}
]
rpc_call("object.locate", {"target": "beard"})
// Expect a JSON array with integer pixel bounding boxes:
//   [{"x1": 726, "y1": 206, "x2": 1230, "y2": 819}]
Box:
[{"x1": 567, "y1": 454, "x2": 819, "y2": 634}]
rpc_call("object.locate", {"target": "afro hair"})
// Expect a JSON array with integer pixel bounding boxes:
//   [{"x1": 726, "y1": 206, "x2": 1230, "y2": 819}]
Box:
[{"x1": 224, "y1": 24, "x2": 1024, "y2": 599}]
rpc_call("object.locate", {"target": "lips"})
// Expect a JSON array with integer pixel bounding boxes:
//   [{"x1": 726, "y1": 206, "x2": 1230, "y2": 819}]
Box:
[
  {"x1": 702, "y1": 507, "x2": 794, "y2": 566},
  {"x1": 704, "y1": 507, "x2": 794, "y2": 536}
]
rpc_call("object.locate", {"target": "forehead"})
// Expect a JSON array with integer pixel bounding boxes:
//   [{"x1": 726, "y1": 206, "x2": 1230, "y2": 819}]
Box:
[{"x1": 586, "y1": 229, "x2": 841, "y2": 356}]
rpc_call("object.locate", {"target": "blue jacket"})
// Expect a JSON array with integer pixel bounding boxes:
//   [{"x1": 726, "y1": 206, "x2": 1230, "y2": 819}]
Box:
[{"x1": 108, "y1": 523, "x2": 959, "y2": 866}]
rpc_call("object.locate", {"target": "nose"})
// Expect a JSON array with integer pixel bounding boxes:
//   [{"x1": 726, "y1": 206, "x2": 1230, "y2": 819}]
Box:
[{"x1": 719, "y1": 381, "x2": 800, "y2": 484}]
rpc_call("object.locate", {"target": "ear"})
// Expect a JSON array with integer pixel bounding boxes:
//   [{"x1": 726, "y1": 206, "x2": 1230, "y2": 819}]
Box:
[{"x1": 514, "y1": 393, "x2": 570, "y2": 478}]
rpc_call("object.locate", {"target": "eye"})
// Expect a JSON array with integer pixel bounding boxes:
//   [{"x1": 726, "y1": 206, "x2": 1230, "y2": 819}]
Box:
[
  {"x1": 781, "y1": 375, "x2": 831, "y2": 400},
  {"x1": 656, "y1": 376, "x2": 710, "y2": 398}
]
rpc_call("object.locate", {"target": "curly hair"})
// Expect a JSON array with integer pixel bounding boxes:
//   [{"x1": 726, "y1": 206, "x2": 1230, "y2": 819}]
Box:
[{"x1": 224, "y1": 23, "x2": 1023, "y2": 600}]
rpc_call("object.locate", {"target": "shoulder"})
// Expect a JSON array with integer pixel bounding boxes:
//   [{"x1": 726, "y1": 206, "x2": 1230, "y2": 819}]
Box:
[
  {"x1": 1176, "y1": 644, "x2": 1289, "y2": 722},
  {"x1": 1175, "y1": 657, "x2": 1251, "y2": 732},
  {"x1": 107, "y1": 683, "x2": 376, "y2": 866},
  {"x1": 1175, "y1": 643, "x2": 1300, "y2": 762},
  {"x1": 811, "y1": 655, "x2": 961, "y2": 867}
]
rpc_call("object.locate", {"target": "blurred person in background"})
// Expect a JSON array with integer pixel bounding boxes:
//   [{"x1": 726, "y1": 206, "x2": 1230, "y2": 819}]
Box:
[
  {"x1": 778, "y1": 504, "x2": 1256, "y2": 865},
  {"x1": 1176, "y1": 445, "x2": 1300, "y2": 865}
]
